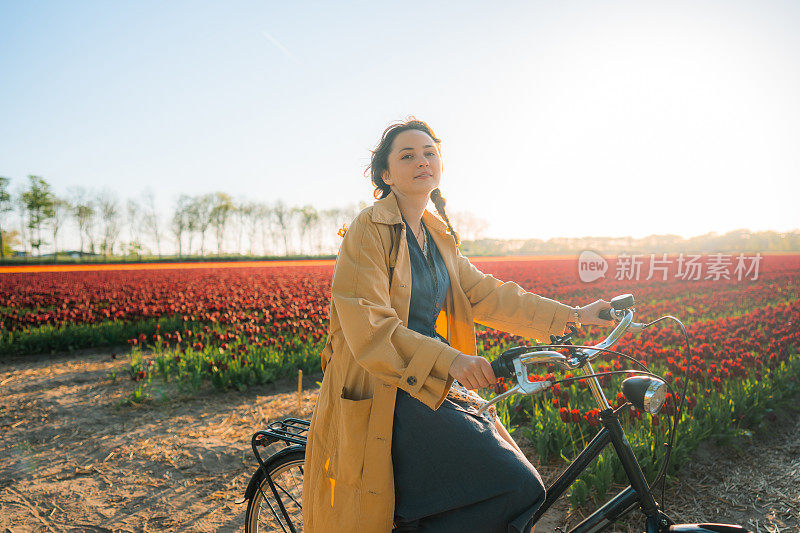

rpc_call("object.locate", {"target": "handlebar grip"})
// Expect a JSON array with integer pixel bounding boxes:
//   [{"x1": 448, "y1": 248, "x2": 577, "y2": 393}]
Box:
[
  {"x1": 599, "y1": 308, "x2": 613, "y2": 321},
  {"x1": 491, "y1": 357, "x2": 514, "y2": 380}
]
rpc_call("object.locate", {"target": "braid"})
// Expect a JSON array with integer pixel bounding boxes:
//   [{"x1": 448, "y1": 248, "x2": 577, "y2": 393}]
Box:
[{"x1": 430, "y1": 188, "x2": 461, "y2": 247}]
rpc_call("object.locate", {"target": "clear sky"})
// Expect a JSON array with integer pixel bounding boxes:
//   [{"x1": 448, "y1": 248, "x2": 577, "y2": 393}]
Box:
[{"x1": 1, "y1": 0, "x2": 798, "y2": 241}]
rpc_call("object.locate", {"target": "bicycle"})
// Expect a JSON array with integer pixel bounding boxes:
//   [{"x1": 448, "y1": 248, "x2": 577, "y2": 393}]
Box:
[{"x1": 240, "y1": 293, "x2": 750, "y2": 532}]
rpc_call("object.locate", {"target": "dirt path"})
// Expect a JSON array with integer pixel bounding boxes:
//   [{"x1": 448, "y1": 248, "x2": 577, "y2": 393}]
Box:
[
  {"x1": 1, "y1": 352, "x2": 797, "y2": 532},
  {"x1": 0, "y1": 351, "x2": 319, "y2": 532}
]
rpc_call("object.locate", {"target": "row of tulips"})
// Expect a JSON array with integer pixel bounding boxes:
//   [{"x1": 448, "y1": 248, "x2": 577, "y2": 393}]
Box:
[
  {"x1": 2, "y1": 255, "x2": 797, "y2": 355},
  {"x1": 0, "y1": 265, "x2": 332, "y2": 355}
]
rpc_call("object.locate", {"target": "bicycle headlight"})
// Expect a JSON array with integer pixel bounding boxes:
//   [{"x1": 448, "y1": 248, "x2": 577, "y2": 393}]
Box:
[{"x1": 621, "y1": 376, "x2": 668, "y2": 415}]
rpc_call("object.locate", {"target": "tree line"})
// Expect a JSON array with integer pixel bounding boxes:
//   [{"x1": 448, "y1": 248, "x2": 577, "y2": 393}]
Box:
[
  {"x1": 459, "y1": 230, "x2": 800, "y2": 256},
  {"x1": 0, "y1": 175, "x2": 490, "y2": 260},
  {"x1": 5, "y1": 174, "x2": 792, "y2": 262}
]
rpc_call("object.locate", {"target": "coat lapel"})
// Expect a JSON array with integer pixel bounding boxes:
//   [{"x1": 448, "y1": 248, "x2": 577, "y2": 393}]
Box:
[{"x1": 370, "y1": 191, "x2": 477, "y2": 356}]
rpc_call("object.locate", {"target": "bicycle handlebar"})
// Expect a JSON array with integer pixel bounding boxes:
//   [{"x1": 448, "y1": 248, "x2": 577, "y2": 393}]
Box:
[
  {"x1": 490, "y1": 310, "x2": 643, "y2": 378},
  {"x1": 483, "y1": 293, "x2": 647, "y2": 414}
]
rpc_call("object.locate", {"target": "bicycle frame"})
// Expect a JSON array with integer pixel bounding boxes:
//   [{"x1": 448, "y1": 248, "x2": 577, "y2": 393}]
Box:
[
  {"x1": 484, "y1": 297, "x2": 748, "y2": 533},
  {"x1": 481, "y1": 308, "x2": 672, "y2": 531},
  {"x1": 530, "y1": 407, "x2": 667, "y2": 533}
]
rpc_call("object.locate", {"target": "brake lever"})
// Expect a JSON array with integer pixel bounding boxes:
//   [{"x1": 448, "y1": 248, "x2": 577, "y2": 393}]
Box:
[
  {"x1": 607, "y1": 307, "x2": 646, "y2": 334},
  {"x1": 550, "y1": 324, "x2": 579, "y2": 346},
  {"x1": 478, "y1": 358, "x2": 556, "y2": 416}
]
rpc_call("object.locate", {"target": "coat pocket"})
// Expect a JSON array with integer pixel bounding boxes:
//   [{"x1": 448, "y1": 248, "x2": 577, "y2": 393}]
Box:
[{"x1": 333, "y1": 388, "x2": 373, "y2": 488}]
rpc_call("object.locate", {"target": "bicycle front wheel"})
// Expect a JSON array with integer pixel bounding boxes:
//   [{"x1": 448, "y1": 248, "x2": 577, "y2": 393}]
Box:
[{"x1": 245, "y1": 445, "x2": 305, "y2": 533}]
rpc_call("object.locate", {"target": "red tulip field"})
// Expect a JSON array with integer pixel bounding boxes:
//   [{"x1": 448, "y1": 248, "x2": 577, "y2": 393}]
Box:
[{"x1": 1, "y1": 254, "x2": 798, "y2": 531}]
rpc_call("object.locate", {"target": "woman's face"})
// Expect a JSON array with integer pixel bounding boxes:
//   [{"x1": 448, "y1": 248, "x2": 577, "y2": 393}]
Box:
[{"x1": 382, "y1": 129, "x2": 442, "y2": 201}]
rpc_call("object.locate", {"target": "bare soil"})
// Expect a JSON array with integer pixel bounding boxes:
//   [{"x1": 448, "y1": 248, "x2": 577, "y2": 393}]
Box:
[{"x1": 1, "y1": 351, "x2": 797, "y2": 533}]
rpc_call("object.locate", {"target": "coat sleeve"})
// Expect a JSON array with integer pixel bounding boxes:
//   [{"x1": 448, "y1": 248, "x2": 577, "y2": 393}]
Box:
[
  {"x1": 455, "y1": 248, "x2": 573, "y2": 343},
  {"x1": 331, "y1": 212, "x2": 462, "y2": 411}
]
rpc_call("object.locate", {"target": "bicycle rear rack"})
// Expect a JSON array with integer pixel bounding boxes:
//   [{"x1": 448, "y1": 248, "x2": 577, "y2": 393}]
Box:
[
  {"x1": 244, "y1": 418, "x2": 310, "y2": 529},
  {"x1": 253, "y1": 417, "x2": 310, "y2": 447}
]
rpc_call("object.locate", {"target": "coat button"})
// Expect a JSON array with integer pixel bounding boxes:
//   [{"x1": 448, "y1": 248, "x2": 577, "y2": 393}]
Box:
[{"x1": 406, "y1": 376, "x2": 417, "y2": 386}]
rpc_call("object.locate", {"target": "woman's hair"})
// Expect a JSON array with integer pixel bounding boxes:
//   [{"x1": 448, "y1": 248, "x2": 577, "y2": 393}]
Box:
[{"x1": 365, "y1": 116, "x2": 461, "y2": 247}]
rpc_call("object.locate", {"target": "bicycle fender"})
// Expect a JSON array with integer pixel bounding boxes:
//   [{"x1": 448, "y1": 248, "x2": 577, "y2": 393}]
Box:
[
  {"x1": 238, "y1": 444, "x2": 306, "y2": 504},
  {"x1": 237, "y1": 466, "x2": 267, "y2": 504},
  {"x1": 669, "y1": 524, "x2": 749, "y2": 532}
]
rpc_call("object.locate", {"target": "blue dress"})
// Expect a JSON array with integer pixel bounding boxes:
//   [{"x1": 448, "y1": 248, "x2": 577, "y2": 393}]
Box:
[{"x1": 391, "y1": 216, "x2": 546, "y2": 533}]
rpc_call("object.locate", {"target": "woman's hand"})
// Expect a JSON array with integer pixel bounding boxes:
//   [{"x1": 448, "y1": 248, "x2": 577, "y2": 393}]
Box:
[
  {"x1": 448, "y1": 353, "x2": 496, "y2": 390},
  {"x1": 576, "y1": 299, "x2": 616, "y2": 327}
]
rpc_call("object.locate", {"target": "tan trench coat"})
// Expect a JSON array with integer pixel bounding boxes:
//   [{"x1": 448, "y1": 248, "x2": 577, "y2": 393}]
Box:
[{"x1": 302, "y1": 190, "x2": 574, "y2": 532}]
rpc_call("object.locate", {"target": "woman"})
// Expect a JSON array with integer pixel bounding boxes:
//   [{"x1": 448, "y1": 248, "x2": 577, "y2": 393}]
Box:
[{"x1": 302, "y1": 118, "x2": 614, "y2": 533}]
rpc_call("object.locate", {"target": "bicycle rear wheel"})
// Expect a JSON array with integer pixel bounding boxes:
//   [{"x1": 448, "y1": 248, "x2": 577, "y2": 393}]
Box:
[{"x1": 245, "y1": 445, "x2": 305, "y2": 533}]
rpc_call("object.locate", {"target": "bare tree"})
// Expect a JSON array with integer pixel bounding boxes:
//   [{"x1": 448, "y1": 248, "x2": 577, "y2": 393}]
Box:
[
  {"x1": 272, "y1": 200, "x2": 292, "y2": 255},
  {"x1": 69, "y1": 188, "x2": 96, "y2": 256},
  {"x1": 194, "y1": 194, "x2": 214, "y2": 256},
  {"x1": 241, "y1": 201, "x2": 266, "y2": 256},
  {"x1": 97, "y1": 191, "x2": 121, "y2": 258},
  {"x1": 183, "y1": 196, "x2": 201, "y2": 255},
  {"x1": 50, "y1": 197, "x2": 70, "y2": 257},
  {"x1": 209, "y1": 192, "x2": 234, "y2": 255},
  {"x1": 296, "y1": 205, "x2": 319, "y2": 255},
  {"x1": 140, "y1": 190, "x2": 162, "y2": 257},
  {"x1": 13, "y1": 182, "x2": 29, "y2": 254},
  {"x1": 0, "y1": 177, "x2": 12, "y2": 259},
  {"x1": 450, "y1": 210, "x2": 489, "y2": 242},
  {"x1": 254, "y1": 203, "x2": 273, "y2": 255},
  {"x1": 21, "y1": 175, "x2": 55, "y2": 255},
  {"x1": 125, "y1": 198, "x2": 140, "y2": 251},
  {"x1": 326, "y1": 203, "x2": 361, "y2": 253},
  {"x1": 321, "y1": 207, "x2": 342, "y2": 254},
  {"x1": 232, "y1": 199, "x2": 248, "y2": 255},
  {"x1": 258, "y1": 203, "x2": 275, "y2": 256},
  {"x1": 171, "y1": 195, "x2": 192, "y2": 257}
]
